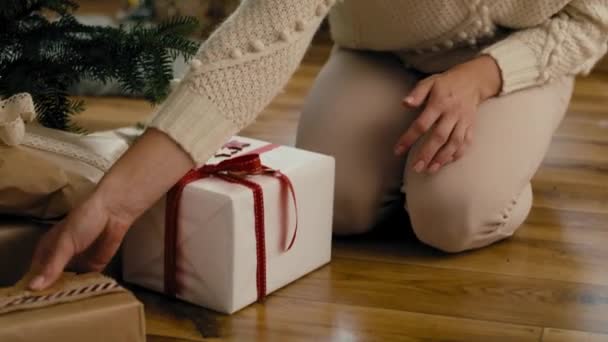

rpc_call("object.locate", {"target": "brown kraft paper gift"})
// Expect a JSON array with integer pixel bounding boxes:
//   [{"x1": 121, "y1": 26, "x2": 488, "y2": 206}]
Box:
[
  {"x1": 0, "y1": 273, "x2": 146, "y2": 342},
  {"x1": 0, "y1": 144, "x2": 96, "y2": 220}
]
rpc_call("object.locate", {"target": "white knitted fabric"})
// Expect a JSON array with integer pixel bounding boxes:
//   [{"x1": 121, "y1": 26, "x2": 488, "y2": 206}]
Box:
[
  {"x1": 484, "y1": 0, "x2": 608, "y2": 93},
  {"x1": 150, "y1": 0, "x2": 608, "y2": 164}
]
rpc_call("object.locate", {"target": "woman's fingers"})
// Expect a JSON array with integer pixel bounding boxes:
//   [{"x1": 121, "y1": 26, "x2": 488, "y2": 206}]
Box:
[
  {"x1": 29, "y1": 223, "x2": 77, "y2": 290},
  {"x1": 413, "y1": 114, "x2": 459, "y2": 173},
  {"x1": 453, "y1": 126, "x2": 474, "y2": 160},
  {"x1": 28, "y1": 198, "x2": 107, "y2": 290},
  {"x1": 429, "y1": 120, "x2": 468, "y2": 172},
  {"x1": 403, "y1": 76, "x2": 436, "y2": 107},
  {"x1": 395, "y1": 80, "x2": 446, "y2": 156},
  {"x1": 395, "y1": 105, "x2": 442, "y2": 156},
  {"x1": 77, "y1": 219, "x2": 129, "y2": 272},
  {"x1": 395, "y1": 77, "x2": 437, "y2": 155}
]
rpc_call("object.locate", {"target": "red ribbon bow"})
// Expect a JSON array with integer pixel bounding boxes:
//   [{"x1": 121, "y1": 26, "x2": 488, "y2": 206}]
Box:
[{"x1": 164, "y1": 152, "x2": 298, "y2": 302}]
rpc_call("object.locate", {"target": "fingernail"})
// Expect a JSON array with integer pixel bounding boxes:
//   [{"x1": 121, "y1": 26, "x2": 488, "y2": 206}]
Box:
[
  {"x1": 404, "y1": 97, "x2": 414, "y2": 104},
  {"x1": 428, "y1": 163, "x2": 441, "y2": 174},
  {"x1": 414, "y1": 161, "x2": 425, "y2": 173},
  {"x1": 29, "y1": 275, "x2": 45, "y2": 291}
]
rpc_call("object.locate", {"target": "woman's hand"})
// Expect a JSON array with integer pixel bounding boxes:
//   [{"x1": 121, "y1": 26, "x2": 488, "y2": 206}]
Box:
[
  {"x1": 28, "y1": 129, "x2": 195, "y2": 291},
  {"x1": 28, "y1": 191, "x2": 134, "y2": 290},
  {"x1": 394, "y1": 55, "x2": 502, "y2": 173}
]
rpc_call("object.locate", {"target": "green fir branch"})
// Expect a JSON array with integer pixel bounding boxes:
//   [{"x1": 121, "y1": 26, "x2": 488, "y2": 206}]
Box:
[{"x1": 0, "y1": 0, "x2": 200, "y2": 131}]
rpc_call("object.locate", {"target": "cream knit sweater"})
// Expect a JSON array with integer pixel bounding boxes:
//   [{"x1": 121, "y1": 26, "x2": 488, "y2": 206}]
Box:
[{"x1": 149, "y1": 0, "x2": 608, "y2": 165}]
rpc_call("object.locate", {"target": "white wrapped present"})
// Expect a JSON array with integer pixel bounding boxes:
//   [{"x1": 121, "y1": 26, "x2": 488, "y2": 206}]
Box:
[{"x1": 122, "y1": 137, "x2": 335, "y2": 314}]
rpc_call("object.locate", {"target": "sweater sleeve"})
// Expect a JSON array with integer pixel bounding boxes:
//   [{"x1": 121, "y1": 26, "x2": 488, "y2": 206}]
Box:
[
  {"x1": 482, "y1": 0, "x2": 608, "y2": 95},
  {"x1": 148, "y1": 0, "x2": 336, "y2": 165}
]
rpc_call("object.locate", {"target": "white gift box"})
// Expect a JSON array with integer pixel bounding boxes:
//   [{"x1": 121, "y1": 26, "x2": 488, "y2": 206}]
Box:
[{"x1": 122, "y1": 136, "x2": 335, "y2": 314}]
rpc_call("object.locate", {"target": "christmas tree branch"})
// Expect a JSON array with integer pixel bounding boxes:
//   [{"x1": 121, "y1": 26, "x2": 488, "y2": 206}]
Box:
[{"x1": 0, "y1": 0, "x2": 199, "y2": 130}]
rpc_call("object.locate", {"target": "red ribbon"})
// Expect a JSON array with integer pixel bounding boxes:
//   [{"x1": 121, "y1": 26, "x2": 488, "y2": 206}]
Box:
[{"x1": 164, "y1": 149, "x2": 298, "y2": 302}]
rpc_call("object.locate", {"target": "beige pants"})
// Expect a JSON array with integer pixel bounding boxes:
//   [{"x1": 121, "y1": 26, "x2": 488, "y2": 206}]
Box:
[{"x1": 296, "y1": 47, "x2": 574, "y2": 253}]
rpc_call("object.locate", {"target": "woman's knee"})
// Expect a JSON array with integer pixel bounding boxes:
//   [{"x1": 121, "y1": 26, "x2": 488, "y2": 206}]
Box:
[{"x1": 407, "y1": 179, "x2": 532, "y2": 253}]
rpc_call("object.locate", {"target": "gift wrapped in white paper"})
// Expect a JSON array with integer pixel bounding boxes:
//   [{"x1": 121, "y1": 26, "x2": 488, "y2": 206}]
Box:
[{"x1": 122, "y1": 136, "x2": 335, "y2": 314}]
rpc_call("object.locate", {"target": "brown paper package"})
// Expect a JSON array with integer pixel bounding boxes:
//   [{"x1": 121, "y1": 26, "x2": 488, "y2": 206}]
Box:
[
  {"x1": 0, "y1": 265, "x2": 145, "y2": 342},
  {"x1": 0, "y1": 145, "x2": 95, "y2": 220},
  {"x1": 0, "y1": 291, "x2": 146, "y2": 342}
]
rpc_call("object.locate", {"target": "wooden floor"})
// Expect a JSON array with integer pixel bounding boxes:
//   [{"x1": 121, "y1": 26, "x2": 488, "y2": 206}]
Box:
[{"x1": 70, "y1": 2, "x2": 608, "y2": 341}]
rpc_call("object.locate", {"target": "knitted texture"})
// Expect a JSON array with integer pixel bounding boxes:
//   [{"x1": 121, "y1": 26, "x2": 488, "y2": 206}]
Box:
[
  {"x1": 150, "y1": 0, "x2": 608, "y2": 164},
  {"x1": 484, "y1": 0, "x2": 608, "y2": 93},
  {"x1": 150, "y1": 0, "x2": 330, "y2": 164}
]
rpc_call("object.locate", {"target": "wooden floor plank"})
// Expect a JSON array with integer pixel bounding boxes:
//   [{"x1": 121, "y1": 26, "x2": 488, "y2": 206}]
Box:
[
  {"x1": 526, "y1": 207, "x2": 608, "y2": 230},
  {"x1": 534, "y1": 166, "x2": 608, "y2": 189},
  {"x1": 543, "y1": 328, "x2": 608, "y2": 342},
  {"x1": 555, "y1": 119, "x2": 608, "y2": 145},
  {"x1": 145, "y1": 308, "x2": 206, "y2": 341},
  {"x1": 571, "y1": 75, "x2": 608, "y2": 100},
  {"x1": 223, "y1": 297, "x2": 542, "y2": 342},
  {"x1": 533, "y1": 168, "x2": 608, "y2": 214},
  {"x1": 273, "y1": 257, "x2": 608, "y2": 334},
  {"x1": 131, "y1": 288, "x2": 223, "y2": 341},
  {"x1": 333, "y1": 222, "x2": 608, "y2": 287},
  {"x1": 148, "y1": 337, "x2": 216, "y2": 342},
  {"x1": 532, "y1": 168, "x2": 608, "y2": 215},
  {"x1": 546, "y1": 140, "x2": 608, "y2": 167}
]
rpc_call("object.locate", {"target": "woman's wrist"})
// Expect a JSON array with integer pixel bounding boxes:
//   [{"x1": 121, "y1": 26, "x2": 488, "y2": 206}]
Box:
[
  {"x1": 93, "y1": 173, "x2": 142, "y2": 225},
  {"x1": 472, "y1": 55, "x2": 503, "y2": 100},
  {"x1": 94, "y1": 128, "x2": 195, "y2": 224}
]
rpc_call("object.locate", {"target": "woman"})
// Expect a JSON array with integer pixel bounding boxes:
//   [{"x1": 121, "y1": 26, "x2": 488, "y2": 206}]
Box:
[{"x1": 28, "y1": 0, "x2": 608, "y2": 290}]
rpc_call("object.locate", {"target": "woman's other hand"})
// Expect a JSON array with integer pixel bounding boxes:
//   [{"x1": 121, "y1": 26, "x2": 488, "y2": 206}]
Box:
[{"x1": 394, "y1": 55, "x2": 502, "y2": 174}]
